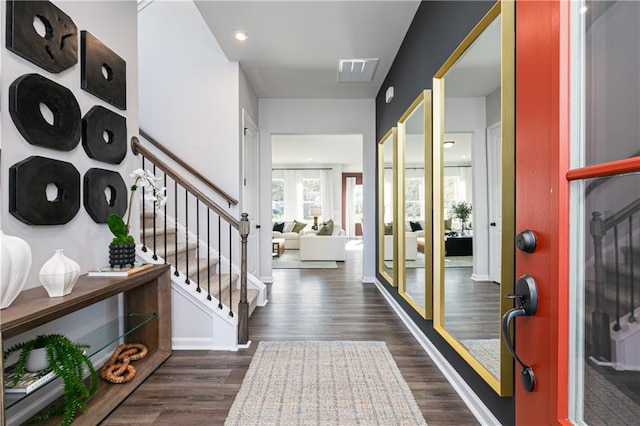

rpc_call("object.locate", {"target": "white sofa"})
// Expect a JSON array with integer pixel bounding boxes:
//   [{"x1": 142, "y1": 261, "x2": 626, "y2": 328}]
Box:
[
  {"x1": 384, "y1": 233, "x2": 418, "y2": 260},
  {"x1": 299, "y1": 226, "x2": 346, "y2": 261},
  {"x1": 272, "y1": 221, "x2": 310, "y2": 249}
]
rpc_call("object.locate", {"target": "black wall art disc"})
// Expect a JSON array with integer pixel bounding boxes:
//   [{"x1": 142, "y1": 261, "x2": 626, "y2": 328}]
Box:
[
  {"x1": 9, "y1": 73, "x2": 81, "y2": 151},
  {"x1": 81, "y1": 31, "x2": 126, "y2": 110},
  {"x1": 82, "y1": 106, "x2": 127, "y2": 164},
  {"x1": 6, "y1": 1, "x2": 78, "y2": 73},
  {"x1": 10, "y1": 156, "x2": 81, "y2": 225},
  {"x1": 83, "y1": 168, "x2": 127, "y2": 223}
]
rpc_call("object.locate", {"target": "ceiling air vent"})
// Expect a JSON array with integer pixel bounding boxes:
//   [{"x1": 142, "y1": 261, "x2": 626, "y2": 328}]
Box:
[{"x1": 338, "y1": 58, "x2": 379, "y2": 82}]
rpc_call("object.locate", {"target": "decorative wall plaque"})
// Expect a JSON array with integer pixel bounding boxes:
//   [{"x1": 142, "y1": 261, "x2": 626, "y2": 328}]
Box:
[
  {"x1": 9, "y1": 73, "x2": 81, "y2": 151},
  {"x1": 83, "y1": 168, "x2": 127, "y2": 223},
  {"x1": 10, "y1": 156, "x2": 81, "y2": 225},
  {"x1": 82, "y1": 106, "x2": 127, "y2": 164},
  {"x1": 6, "y1": 0, "x2": 78, "y2": 73},
  {"x1": 81, "y1": 31, "x2": 126, "y2": 110}
]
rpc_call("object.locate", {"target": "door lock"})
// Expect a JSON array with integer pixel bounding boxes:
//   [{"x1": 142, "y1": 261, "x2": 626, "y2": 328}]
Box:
[
  {"x1": 502, "y1": 274, "x2": 538, "y2": 392},
  {"x1": 515, "y1": 229, "x2": 537, "y2": 253}
]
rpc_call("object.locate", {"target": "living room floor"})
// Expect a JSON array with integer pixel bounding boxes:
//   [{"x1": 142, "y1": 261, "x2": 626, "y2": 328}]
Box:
[{"x1": 103, "y1": 245, "x2": 478, "y2": 425}]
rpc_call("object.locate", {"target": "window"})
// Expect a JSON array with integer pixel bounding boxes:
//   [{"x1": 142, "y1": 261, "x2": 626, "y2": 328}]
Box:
[
  {"x1": 302, "y1": 178, "x2": 321, "y2": 219},
  {"x1": 405, "y1": 177, "x2": 424, "y2": 219}
]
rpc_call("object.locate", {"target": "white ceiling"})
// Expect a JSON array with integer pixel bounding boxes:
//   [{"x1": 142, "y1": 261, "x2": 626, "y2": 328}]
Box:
[{"x1": 193, "y1": 1, "x2": 421, "y2": 99}]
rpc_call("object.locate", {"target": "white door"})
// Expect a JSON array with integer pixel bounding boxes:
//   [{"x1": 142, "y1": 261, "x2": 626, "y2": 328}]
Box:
[
  {"x1": 487, "y1": 122, "x2": 501, "y2": 283},
  {"x1": 242, "y1": 110, "x2": 259, "y2": 276}
]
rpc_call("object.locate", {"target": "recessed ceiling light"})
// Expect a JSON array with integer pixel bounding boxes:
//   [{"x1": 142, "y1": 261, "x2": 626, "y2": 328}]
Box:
[
  {"x1": 443, "y1": 140, "x2": 455, "y2": 148},
  {"x1": 233, "y1": 30, "x2": 248, "y2": 42}
]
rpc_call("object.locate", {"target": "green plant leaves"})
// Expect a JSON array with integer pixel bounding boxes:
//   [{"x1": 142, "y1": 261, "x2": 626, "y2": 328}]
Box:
[{"x1": 107, "y1": 213, "x2": 128, "y2": 237}]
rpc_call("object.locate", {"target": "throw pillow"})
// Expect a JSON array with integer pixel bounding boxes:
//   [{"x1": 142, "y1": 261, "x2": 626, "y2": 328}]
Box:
[
  {"x1": 273, "y1": 222, "x2": 284, "y2": 232},
  {"x1": 444, "y1": 218, "x2": 452, "y2": 231},
  {"x1": 384, "y1": 222, "x2": 393, "y2": 235},
  {"x1": 318, "y1": 219, "x2": 334, "y2": 236},
  {"x1": 292, "y1": 220, "x2": 307, "y2": 233},
  {"x1": 409, "y1": 221, "x2": 422, "y2": 232}
]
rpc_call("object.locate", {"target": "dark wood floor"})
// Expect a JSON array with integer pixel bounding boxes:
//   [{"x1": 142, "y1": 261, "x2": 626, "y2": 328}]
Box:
[{"x1": 103, "y1": 247, "x2": 478, "y2": 425}]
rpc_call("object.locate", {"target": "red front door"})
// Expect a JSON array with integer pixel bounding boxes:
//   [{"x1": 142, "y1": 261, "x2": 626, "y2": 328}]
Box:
[
  {"x1": 515, "y1": 0, "x2": 571, "y2": 424},
  {"x1": 516, "y1": 0, "x2": 640, "y2": 424}
]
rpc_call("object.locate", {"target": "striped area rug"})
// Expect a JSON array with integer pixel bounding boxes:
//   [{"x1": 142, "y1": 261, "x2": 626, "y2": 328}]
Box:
[{"x1": 225, "y1": 341, "x2": 427, "y2": 425}]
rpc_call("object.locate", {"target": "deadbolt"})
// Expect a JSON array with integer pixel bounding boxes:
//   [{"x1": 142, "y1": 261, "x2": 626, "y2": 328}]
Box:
[{"x1": 515, "y1": 229, "x2": 537, "y2": 253}]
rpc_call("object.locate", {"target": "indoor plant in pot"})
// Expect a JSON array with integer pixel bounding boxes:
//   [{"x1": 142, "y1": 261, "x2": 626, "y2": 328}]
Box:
[
  {"x1": 108, "y1": 169, "x2": 166, "y2": 268},
  {"x1": 451, "y1": 201, "x2": 473, "y2": 235},
  {"x1": 3, "y1": 334, "x2": 98, "y2": 425}
]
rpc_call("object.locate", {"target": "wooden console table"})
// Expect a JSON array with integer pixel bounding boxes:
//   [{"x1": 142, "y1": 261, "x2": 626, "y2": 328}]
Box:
[{"x1": 0, "y1": 264, "x2": 171, "y2": 425}]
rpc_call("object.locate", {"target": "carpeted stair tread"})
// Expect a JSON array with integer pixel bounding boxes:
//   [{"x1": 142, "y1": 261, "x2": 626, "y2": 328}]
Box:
[
  {"x1": 219, "y1": 288, "x2": 260, "y2": 317},
  {"x1": 141, "y1": 226, "x2": 178, "y2": 247}
]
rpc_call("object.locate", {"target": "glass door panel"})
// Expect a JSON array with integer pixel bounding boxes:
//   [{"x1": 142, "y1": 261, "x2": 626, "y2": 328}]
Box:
[{"x1": 569, "y1": 1, "x2": 640, "y2": 423}]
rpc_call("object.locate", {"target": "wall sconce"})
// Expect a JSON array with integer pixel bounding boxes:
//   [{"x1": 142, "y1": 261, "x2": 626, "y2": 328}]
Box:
[{"x1": 443, "y1": 140, "x2": 455, "y2": 149}]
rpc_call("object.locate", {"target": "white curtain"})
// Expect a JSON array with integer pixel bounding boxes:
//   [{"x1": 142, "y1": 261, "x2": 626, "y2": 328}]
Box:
[
  {"x1": 319, "y1": 169, "x2": 334, "y2": 224},
  {"x1": 272, "y1": 169, "x2": 334, "y2": 223},
  {"x1": 383, "y1": 168, "x2": 394, "y2": 223},
  {"x1": 345, "y1": 177, "x2": 356, "y2": 237}
]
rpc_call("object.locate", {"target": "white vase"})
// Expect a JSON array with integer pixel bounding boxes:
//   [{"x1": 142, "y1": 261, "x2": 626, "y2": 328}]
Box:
[
  {"x1": 26, "y1": 347, "x2": 49, "y2": 372},
  {"x1": 39, "y1": 249, "x2": 81, "y2": 298},
  {"x1": 0, "y1": 231, "x2": 32, "y2": 309}
]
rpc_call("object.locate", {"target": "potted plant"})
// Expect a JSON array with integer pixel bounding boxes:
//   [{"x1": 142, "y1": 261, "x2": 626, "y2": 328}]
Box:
[
  {"x1": 107, "y1": 169, "x2": 166, "y2": 268},
  {"x1": 451, "y1": 201, "x2": 473, "y2": 234},
  {"x1": 3, "y1": 334, "x2": 98, "y2": 426}
]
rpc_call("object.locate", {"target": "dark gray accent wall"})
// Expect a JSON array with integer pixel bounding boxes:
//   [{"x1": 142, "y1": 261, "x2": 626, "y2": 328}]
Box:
[{"x1": 375, "y1": 1, "x2": 514, "y2": 425}]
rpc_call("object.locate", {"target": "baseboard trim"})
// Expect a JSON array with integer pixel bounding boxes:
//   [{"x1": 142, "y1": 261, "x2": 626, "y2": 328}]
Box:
[
  {"x1": 361, "y1": 276, "x2": 375, "y2": 284},
  {"x1": 373, "y1": 279, "x2": 500, "y2": 426}
]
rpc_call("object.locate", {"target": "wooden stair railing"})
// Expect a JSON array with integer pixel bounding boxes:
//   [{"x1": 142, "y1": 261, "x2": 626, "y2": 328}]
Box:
[
  {"x1": 131, "y1": 136, "x2": 250, "y2": 344},
  {"x1": 590, "y1": 197, "x2": 640, "y2": 362}
]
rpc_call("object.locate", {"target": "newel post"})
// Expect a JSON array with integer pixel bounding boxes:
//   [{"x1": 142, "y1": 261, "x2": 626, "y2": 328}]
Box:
[{"x1": 238, "y1": 213, "x2": 250, "y2": 345}]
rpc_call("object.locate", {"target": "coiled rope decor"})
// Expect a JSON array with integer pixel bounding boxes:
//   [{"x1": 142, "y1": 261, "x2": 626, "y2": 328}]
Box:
[{"x1": 99, "y1": 343, "x2": 148, "y2": 384}]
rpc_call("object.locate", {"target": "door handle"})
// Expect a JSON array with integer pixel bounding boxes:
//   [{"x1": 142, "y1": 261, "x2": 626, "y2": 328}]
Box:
[{"x1": 502, "y1": 274, "x2": 538, "y2": 392}]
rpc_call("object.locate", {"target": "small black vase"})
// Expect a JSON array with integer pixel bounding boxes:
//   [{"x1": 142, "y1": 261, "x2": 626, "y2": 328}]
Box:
[{"x1": 109, "y1": 243, "x2": 136, "y2": 268}]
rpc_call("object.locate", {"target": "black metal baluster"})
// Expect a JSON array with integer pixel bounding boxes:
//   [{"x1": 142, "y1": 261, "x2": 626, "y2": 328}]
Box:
[
  {"x1": 152, "y1": 164, "x2": 158, "y2": 261},
  {"x1": 163, "y1": 172, "x2": 168, "y2": 263},
  {"x1": 629, "y1": 216, "x2": 636, "y2": 323},
  {"x1": 229, "y1": 223, "x2": 234, "y2": 318},
  {"x1": 207, "y1": 209, "x2": 212, "y2": 301},
  {"x1": 174, "y1": 180, "x2": 179, "y2": 277},
  {"x1": 613, "y1": 225, "x2": 621, "y2": 331},
  {"x1": 196, "y1": 200, "x2": 201, "y2": 293},
  {"x1": 141, "y1": 157, "x2": 147, "y2": 252},
  {"x1": 185, "y1": 190, "x2": 190, "y2": 284},
  {"x1": 218, "y1": 216, "x2": 222, "y2": 309}
]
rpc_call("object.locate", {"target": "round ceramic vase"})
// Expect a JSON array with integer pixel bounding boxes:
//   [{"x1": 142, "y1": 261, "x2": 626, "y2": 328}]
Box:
[
  {"x1": 0, "y1": 231, "x2": 32, "y2": 309},
  {"x1": 39, "y1": 249, "x2": 81, "y2": 298},
  {"x1": 26, "y1": 347, "x2": 49, "y2": 372}
]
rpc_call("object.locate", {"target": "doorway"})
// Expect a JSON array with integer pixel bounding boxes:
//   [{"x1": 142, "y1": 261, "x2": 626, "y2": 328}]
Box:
[
  {"x1": 242, "y1": 110, "x2": 259, "y2": 276},
  {"x1": 342, "y1": 173, "x2": 363, "y2": 238}
]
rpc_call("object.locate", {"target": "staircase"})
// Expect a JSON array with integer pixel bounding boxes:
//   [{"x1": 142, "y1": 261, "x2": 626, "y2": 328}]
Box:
[
  {"x1": 589, "y1": 199, "x2": 640, "y2": 368},
  {"x1": 130, "y1": 133, "x2": 267, "y2": 351},
  {"x1": 140, "y1": 213, "x2": 261, "y2": 316}
]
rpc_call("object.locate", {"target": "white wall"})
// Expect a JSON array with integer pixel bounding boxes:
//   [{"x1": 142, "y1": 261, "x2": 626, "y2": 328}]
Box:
[
  {"x1": 0, "y1": 3, "x2": 137, "y2": 416},
  {"x1": 1, "y1": 0, "x2": 138, "y2": 288},
  {"x1": 138, "y1": 0, "x2": 241, "y2": 211},
  {"x1": 259, "y1": 99, "x2": 376, "y2": 283}
]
